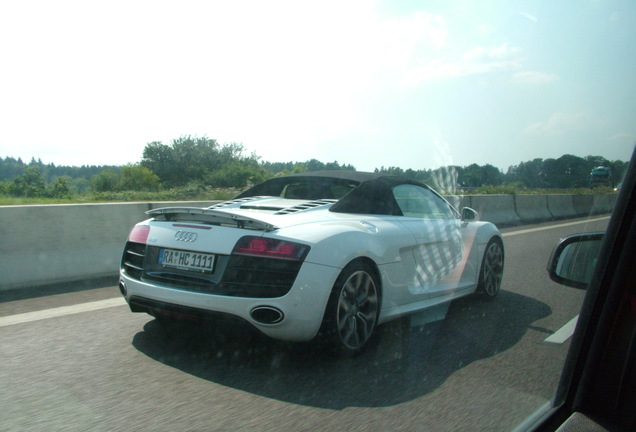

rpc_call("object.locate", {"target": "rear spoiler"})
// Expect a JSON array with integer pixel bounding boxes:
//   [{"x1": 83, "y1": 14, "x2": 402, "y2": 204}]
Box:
[{"x1": 147, "y1": 207, "x2": 278, "y2": 232}]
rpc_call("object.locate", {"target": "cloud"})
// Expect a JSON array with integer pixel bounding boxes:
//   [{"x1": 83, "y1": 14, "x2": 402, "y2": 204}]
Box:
[
  {"x1": 523, "y1": 112, "x2": 602, "y2": 136},
  {"x1": 402, "y1": 11, "x2": 448, "y2": 49},
  {"x1": 610, "y1": 132, "x2": 635, "y2": 142},
  {"x1": 511, "y1": 71, "x2": 559, "y2": 84},
  {"x1": 400, "y1": 43, "x2": 523, "y2": 86},
  {"x1": 462, "y1": 44, "x2": 521, "y2": 62}
]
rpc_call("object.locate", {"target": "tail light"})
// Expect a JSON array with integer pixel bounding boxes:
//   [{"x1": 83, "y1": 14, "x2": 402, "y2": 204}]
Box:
[
  {"x1": 232, "y1": 236, "x2": 310, "y2": 261},
  {"x1": 128, "y1": 225, "x2": 150, "y2": 244}
]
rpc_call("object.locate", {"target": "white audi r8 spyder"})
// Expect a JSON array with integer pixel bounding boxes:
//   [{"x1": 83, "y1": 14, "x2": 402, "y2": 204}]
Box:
[{"x1": 119, "y1": 171, "x2": 504, "y2": 354}]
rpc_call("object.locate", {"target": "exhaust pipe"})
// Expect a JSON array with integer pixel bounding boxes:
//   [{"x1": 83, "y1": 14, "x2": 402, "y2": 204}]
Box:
[
  {"x1": 118, "y1": 281, "x2": 127, "y2": 297},
  {"x1": 250, "y1": 306, "x2": 284, "y2": 325}
]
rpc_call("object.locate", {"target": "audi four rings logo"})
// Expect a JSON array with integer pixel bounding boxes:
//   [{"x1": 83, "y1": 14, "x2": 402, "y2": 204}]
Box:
[{"x1": 175, "y1": 231, "x2": 198, "y2": 242}]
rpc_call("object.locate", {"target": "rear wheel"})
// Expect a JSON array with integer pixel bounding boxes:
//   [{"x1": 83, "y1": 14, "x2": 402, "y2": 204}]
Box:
[
  {"x1": 322, "y1": 261, "x2": 380, "y2": 355},
  {"x1": 478, "y1": 238, "x2": 504, "y2": 298}
]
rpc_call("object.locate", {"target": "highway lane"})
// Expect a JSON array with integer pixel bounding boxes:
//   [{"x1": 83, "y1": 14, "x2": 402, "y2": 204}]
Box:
[{"x1": 0, "y1": 216, "x2": 610, "y2": 431}]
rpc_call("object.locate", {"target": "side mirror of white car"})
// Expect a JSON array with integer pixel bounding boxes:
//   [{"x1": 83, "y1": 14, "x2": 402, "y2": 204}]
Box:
[{"x1": 461, "y1": 207, "x2": 478, "y2": 223}]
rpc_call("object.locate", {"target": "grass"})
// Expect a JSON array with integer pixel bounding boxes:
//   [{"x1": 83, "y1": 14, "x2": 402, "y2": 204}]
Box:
[
  {"x1": 0, "y1": 185, "x2": 617, "y2": 206},
  {"x1": 0, "y1": 186, "x2": 243, "y2": 206}
]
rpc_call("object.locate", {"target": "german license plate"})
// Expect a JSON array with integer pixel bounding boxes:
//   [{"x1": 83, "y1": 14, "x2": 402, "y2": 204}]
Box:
[{"x1": 159, "y1": 248, "x2": 215, "y2": 273}]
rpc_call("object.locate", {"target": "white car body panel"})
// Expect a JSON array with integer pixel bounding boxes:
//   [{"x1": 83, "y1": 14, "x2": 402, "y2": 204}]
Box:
[{"x1": 121, "y1": 261, "x2": 339, "y2": 341}]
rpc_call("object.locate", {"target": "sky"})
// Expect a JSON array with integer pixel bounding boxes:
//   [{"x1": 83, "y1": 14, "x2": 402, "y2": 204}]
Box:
[{"x1": 0, "y1": 0, "x2": 634, "y2": 172}]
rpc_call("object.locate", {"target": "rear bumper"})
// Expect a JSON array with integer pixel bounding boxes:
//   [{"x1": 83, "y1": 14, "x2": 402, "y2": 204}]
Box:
[{"x1": 119, "y1": 261, "x2": 340, "y2": 342}]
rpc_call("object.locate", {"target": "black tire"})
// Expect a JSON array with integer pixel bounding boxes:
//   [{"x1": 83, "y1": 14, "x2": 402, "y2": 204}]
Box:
[
  {"x1": 321, "y1": 261, "x2": 380, "y2": 355},
  {"x1": 477, "y1": 238, "x2": 504, "y2": 298}
]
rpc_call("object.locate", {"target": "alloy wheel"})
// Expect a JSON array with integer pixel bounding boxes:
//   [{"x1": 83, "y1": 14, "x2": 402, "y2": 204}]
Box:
[
  {"x1": 481, "y1": 240, "x2": 504, "y2": 297},
  {"x1": 336, "y1": 269, "x2": 379, "y2": 351}
]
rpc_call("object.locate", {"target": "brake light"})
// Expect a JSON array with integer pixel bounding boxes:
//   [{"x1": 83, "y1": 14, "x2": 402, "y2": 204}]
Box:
[
  {"x1": 128, "y1": 225, "x2": 150, "y2": 244},
  {"x1": 232, "y1": 236, "x2": 309, "y2": 261}
]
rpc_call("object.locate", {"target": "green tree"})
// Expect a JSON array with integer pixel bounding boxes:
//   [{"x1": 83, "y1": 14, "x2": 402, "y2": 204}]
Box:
[
  {"x1": 0, "y1": 156, "x2": 27, "y2": 181},
  {"x1": 0, "y1": 180, "x2": 10, "y2": 196},
  {"x1": 141, "y1": 141, "x2": 179, "y2": 186},
  {"x1": 141, "y1": 136, "x2": 265, "y2": 187},
  {"x1": 609, "y1": 160, "x2": 629, "y2": 186},
  {"x1": 460, "y1": 164, "x2": 482, "y2": 187},
  {"x1": 481, "y1": 164, "x2": 504, "y2": 186},
  {"x1": 544, "y1": 155, "x2": 593, "y2": 188},
  {"x1": 291, "y1": 163, "x2": 308, "y2": 173},
  {"x1": 48, "y1": 176, "x2": 73, "y2": 199},
  {"x1": 506, "y1": 158, "x2": 545, "y2": 188},
  {"x1": 207, "y1": 163, "x2": 266, "y2": 188},
  {"x1": 324, "y1": 161, "x2": 345, "y2": 170},
  {"x1": 142, "y1": 136, "x2": 221, "y2": 186},
  {"x1": 9, "y1": 166, "x2": 47, "y2": 197},
  {"x1": 91, "y1": 168, "x2": 120, "y2": 192},
  {"x1": 72, "y1": 177, "x2": 91, "y2": 194},
  {"x1": 119, "y1": 164, "x2": 160, "y2": 191},
  {"x1": 217, "y1": 142, "x2": 249, "y2": 165},
  {"x1": 262, "y1": 161, "x2": 294, "y2": 174},
  {"x1": 306, "y1": 159, "x2": 325, "y2": 171},
  {"x1": 375, "y1": 166, "x2": 404, "y2": 176},
  {"x1": 430, "y1": 166, "x2": 458, "y2": 193}
]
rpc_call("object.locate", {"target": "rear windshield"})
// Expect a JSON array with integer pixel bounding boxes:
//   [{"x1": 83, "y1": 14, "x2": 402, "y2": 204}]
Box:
[{"x1": 235, "y1": 177, "x2": 359, "y2": 200}]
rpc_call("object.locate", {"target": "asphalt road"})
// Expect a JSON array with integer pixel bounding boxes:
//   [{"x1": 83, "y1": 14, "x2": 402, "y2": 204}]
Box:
[{"x1": 0, "y1": 216, "x2": 609, "y2": 432}]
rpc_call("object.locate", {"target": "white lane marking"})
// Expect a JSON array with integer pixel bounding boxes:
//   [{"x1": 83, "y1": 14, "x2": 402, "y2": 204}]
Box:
[
  {"x1": 502, "y1": 216, "x2": 610, "y2": 237},
  {"x1": 544, "y1": 315, "x2": 579, "y2": 344},
  {"x1": 0, "y1": 297, "x2": 126, "y2": 328}
]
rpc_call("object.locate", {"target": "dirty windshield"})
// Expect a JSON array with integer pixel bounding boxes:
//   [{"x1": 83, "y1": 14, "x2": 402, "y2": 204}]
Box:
[{"x1": 0, "y1": 1, "x2": 634, "y2": 431}]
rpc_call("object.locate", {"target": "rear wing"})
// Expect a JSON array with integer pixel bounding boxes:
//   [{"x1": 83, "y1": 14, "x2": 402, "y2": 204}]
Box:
[{"x1": 147, "y1": 207, "x2": 278, "y2": 232}]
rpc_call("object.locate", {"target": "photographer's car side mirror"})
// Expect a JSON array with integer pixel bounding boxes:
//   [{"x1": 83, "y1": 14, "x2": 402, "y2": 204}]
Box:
[{"x1": 547, "y1": 232, "x2": 605, "y2": 289}]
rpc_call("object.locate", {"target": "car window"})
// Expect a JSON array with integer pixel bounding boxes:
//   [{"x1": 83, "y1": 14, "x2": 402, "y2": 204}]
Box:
[
  {"x1": 393, "y1": 184, "x2": 455, "y2": 219},
  {"x1": 282, "y1": 181, "x2": 354, "y2": 200},
  {"x1": 236, "y1": 176, "x2": 359, "y2": 200}
]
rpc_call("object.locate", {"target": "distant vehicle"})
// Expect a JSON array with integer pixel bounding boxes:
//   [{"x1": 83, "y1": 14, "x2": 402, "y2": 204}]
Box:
[
  {"x1": 119, "y1": 171, "x2": 504, "y2": 355},
  {"x1": 589, "y1": 166, "x2": 613, "y2": 188}
]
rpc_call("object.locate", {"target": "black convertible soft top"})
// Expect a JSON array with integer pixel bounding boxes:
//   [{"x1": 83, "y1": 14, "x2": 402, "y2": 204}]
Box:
[{"x1": 235, "y1": 170, "x2": 433, "y2": 216}]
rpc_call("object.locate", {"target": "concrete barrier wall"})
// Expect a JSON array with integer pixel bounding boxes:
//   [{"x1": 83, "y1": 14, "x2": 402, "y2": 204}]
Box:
[
  {"x1": 572, "y1": 194, "x2": 595, "y2": 218},
  {"x1": 467, "y1": 195, "x2": 522, "y2": 227},
  {"x1": 592, "y1": 194, "x2": 617, "y2": 215},
  {"x1": 0, "y1": 201, "x2": 213, "y2": 291},
  {"x1": 546, "y1": 195, "x2": 578, "y2": 219},
  {"x1": 446, "y1": 193, "x2": 613, "y2": 225},
  {"x1": 0, "y1": 194, "x2": 616, "y2": 291},
  {"x1": 513, "y1": 195, "x2": 553, "y2": 224}
]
